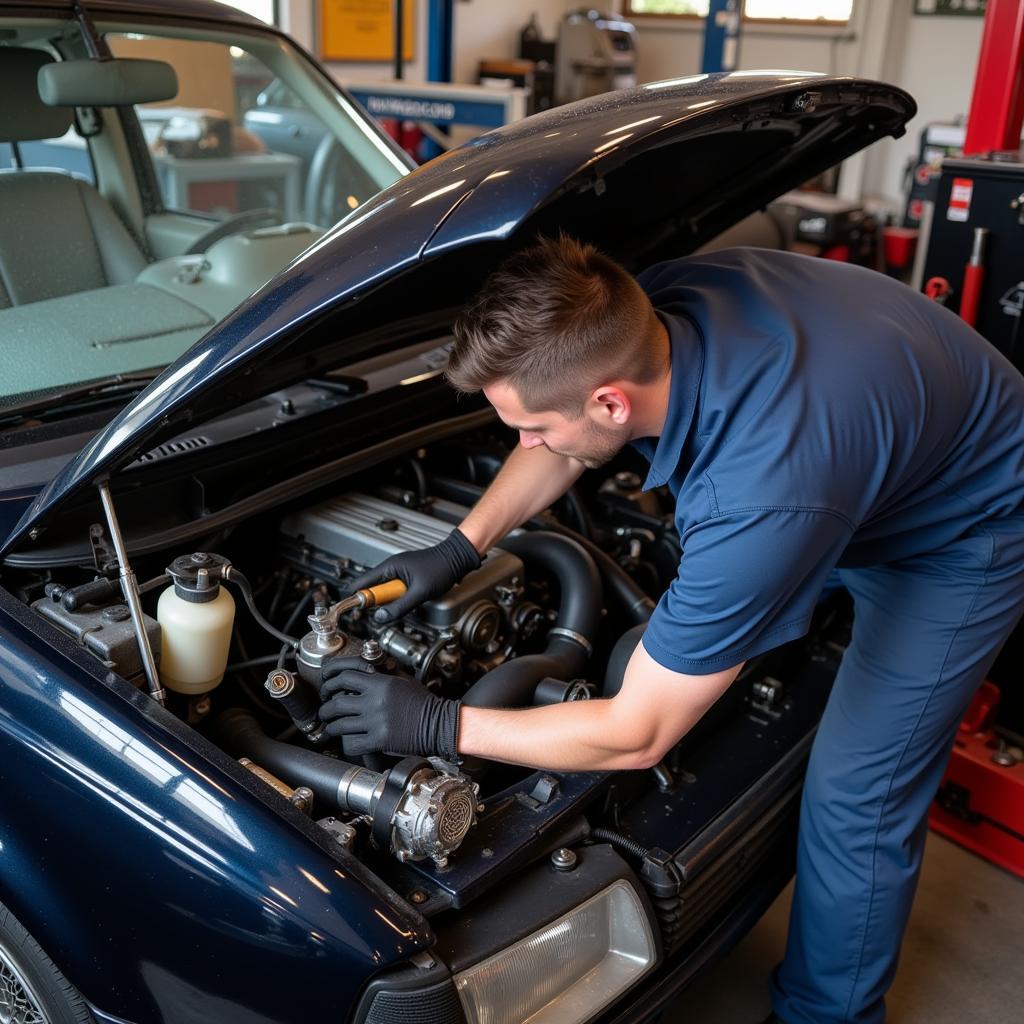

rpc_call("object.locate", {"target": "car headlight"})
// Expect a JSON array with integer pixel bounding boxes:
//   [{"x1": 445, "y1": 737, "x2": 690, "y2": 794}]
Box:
[{"x1": 453, "y1": 880, "x2": 656, "y2": 1024}]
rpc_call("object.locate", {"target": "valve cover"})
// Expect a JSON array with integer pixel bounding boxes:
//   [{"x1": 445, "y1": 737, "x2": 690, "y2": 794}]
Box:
[{"x1": 279, "y1": 494, "x2": 524, "y2": 632}]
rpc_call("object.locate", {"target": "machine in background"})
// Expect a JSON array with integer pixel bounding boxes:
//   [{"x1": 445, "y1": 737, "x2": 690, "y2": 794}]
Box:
[
  {"x1": 555, "y1": 9, "x2": 637, "y2": 105},
  {"x1": 902, "y1": 121, "x2": 966, "y2": 229},
  {"x1": 916, "y1": 0, "x2": 1024, "y2": 877},
  {"x1": 918, "y1": 0, "x2": 1024, "y2": 371},
  {"x1": 930, "y1": 682, "x2": 1024, "y2": 881},
  {"x1": 771, "y1": 190, "x2": 877, "y2": 268},
  {"x1": 920, "y1": 154, "x2": 1024, "y2": 368}
]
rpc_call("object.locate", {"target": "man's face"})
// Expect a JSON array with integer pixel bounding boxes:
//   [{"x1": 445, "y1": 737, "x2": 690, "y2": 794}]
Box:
[{"x1": 484, "y1": 380, "x2": 629, "y2": 470}]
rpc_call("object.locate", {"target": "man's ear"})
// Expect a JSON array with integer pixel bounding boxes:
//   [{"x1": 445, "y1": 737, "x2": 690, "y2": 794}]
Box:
[{"x1": 589, "y1": 384, "x2": 631, "y2": 425}]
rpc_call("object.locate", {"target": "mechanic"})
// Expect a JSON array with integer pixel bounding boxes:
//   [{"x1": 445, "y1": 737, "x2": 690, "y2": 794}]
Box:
[{"x1": 319, "y1": 236, "x2": 1024, "y2": 1024}]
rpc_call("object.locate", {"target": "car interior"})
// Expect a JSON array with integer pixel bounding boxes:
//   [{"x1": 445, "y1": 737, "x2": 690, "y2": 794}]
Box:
[{"x1": 0, "y1": 16, "x2": 407, "y2": 402}]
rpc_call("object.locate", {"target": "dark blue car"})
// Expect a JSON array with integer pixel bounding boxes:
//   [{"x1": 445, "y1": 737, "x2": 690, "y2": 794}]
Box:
[{"x1": 0, "y1": 3, "x2": 915, "y2": 1021}]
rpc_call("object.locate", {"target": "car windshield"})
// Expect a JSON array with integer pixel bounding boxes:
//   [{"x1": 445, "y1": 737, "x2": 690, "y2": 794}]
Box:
[{"x1": 0, "y1": 12, "x2": 409, "y2": 411}]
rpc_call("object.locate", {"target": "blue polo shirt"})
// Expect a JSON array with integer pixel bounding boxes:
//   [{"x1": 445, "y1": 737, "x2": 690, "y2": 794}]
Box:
[{"x1": 632, "y1": 248, "x2": 1024, "y2": 675}]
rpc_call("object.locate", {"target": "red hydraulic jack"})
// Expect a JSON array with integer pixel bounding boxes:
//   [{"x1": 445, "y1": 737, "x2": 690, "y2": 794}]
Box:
[{"x1": 929, "y1": 681, "x2": 1024, "y2": 878}]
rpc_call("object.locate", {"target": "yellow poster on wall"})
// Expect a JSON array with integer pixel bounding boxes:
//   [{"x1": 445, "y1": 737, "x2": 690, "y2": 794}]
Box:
[{"x1": 319, "y1": 0, "x2": 416, "y2": 63}]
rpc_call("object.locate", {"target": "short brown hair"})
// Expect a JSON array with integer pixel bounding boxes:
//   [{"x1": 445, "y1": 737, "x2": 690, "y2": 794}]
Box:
[{"x1": 447, "y1": 234, "x2": 664, "y2": 417}]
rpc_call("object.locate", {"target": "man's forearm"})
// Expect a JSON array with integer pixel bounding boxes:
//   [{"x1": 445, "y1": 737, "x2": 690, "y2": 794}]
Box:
[
  {"x1": 458, "y1": 444, "x2": 585, "y2": 554},
  {"x1": 456, "y1": 645, "x2": 743, "y2": 772},
  {"x1": 457, "y1": 700, "x2": 662, "y2": 772}
]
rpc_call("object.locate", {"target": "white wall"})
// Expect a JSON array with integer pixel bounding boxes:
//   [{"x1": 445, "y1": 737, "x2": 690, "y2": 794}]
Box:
[
  {"x1": 629, "y1": 21, "x2": 850, "y2": 83},
  {"x1": 621, "y1": 2, "x2": 984, "y2": 206},
  {"x1": 451, "y1": 1, "x2": 578, "y2": 86},
  {"x1": 860, "y1": 10, "x2": 983, "y2": 204}
]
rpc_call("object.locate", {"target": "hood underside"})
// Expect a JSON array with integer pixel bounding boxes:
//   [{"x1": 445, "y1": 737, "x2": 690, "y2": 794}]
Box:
[{"x1": 2, "y1": 72, "x2": 915, "y2": 560}]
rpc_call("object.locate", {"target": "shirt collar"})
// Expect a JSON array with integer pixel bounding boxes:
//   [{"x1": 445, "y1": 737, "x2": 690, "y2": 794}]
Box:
[{"x1": 640, "y1": 310, "x2": 704, "y2": 490}]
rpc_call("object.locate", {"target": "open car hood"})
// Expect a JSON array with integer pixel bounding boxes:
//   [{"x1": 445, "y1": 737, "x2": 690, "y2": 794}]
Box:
[{"x1": 2, "y1": 72, "x2": 914, "y2": 559}]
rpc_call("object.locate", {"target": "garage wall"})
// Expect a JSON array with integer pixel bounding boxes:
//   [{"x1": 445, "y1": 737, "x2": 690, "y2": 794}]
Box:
[
  {"x1": 275, "y1": 1, "x2": 983, "y2": 205},
  {"x1": 618, "y1": 1, "x2": 983, "y2": 205},
  {"x1": 280, "y1": 0, "x2": 431, "y2": 82},
  {"x1": 626, "y1": 15, "x2": 861, "y2": 81},
  {"x1": 859, "y1": 10, "x2": 983, "y2": 205},
  {"x1": 451, "y1": 1, "x2": 578, "y2": 87},
  {"x1": 280, "y1": 1, "x2": 578, "y2": 85}
]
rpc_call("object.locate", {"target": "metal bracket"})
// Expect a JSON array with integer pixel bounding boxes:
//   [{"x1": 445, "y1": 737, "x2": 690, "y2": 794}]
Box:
[{"x1": 88, "y1": 523, "x2": 116, "y2": 575}]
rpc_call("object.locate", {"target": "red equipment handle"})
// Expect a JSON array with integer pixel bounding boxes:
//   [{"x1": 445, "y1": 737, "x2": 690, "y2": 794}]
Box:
[{"x1": 959, "y1": 228, "x2": 989, "y2": 328}]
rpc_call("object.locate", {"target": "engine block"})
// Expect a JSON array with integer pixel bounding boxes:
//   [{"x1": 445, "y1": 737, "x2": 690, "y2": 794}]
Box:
[{"x1": 279, "y1": 494, "x2": 524, "y2": 647}]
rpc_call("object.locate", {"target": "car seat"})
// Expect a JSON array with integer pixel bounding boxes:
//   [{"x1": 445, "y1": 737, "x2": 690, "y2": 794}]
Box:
[{"x1": 0, "y1": 47, "x2": 148, "y2": 308}]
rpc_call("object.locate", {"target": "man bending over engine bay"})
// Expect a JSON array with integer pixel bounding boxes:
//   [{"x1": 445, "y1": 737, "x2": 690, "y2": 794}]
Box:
[{"x1": 318, "y1": 235, "x2": 1024, "y2": 1024}]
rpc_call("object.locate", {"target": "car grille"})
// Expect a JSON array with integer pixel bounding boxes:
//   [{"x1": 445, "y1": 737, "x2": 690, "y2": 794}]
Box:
[
  {"x1": 660, "y1": 786, "x2": 800, "y2": 955},
  {"x1": 361, "y1": 977, "x2": 465, "y2": 1024}
]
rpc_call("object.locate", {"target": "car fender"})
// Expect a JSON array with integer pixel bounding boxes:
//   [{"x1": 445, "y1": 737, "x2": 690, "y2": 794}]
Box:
[{"x1": 0, "y1": 589, "x2": 431, "y2": 1024}]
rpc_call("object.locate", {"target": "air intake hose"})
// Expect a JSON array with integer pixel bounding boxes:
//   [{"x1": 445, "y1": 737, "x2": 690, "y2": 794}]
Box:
[
  {"x1": 217, "y1": 707, "x2": 381, "y2": 813},
  {"x1": 217, "y1": 709, "x2": 478, "y2": 866},
  {"x1": 462, "y1": 531, "x2": 601, "y2": 709},
  {"x1": 427, "y1": 475, "x2": 654, "y2": 625}
]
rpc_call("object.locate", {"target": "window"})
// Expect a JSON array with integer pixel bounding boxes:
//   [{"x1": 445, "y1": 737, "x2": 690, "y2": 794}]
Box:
[
  {"x1": 745, "y1": 0, "x2": 853, "y2": 19},
  {"x1": 0, "y1": 126, "x2": 95, "y2": 183},
  {"x1": 627, "y1": 1, "x2": 710, "y2": 14},
  {"x1": 624, "y1": 1, "x2": 853, "y2": 21},
  {"x1": 109, "y1": 31, "x2": 390, "y2": 227}
]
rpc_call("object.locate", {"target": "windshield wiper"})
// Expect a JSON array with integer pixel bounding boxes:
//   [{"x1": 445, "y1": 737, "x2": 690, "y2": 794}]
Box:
[{"x1": 0, "y1": 372, "x2": 161, "y2": 427}]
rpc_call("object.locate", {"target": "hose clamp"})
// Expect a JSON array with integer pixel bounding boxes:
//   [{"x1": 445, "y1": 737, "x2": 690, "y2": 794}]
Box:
[{"x1": 548, "y1": 627, "x2": 592, "y2": 656}]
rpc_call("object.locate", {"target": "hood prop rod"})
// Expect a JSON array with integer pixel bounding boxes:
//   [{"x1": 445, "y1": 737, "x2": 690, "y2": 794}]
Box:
[{"x1": 97, "y1": 481, "x2": 166, "y2": 705}]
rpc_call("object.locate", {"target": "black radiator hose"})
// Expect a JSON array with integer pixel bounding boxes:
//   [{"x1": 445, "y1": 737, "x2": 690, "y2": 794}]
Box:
[
  {"x1": 603, "y1": 622, "x2": 647, "y2": 698},
  {"x1": 545, "y1": 523, "x2": 655, "y2": 626},
  {"x1": 427, "y1": 475, "x2": 654, "y2": 626},
  {"x1": 217, "y1": 707, "x2": 363, "y2": 811},
  {"x1": 463, "y1": 531, "x2": 601, "y2": 709}
]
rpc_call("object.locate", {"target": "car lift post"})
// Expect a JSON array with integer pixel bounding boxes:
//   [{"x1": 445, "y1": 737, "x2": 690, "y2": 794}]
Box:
[
  {"x1": 701, "y1": 0, "x2": 742, "y2": 74},
  {"x1": 963, "y1": 0, "x2": 1024, "y2": 155}
]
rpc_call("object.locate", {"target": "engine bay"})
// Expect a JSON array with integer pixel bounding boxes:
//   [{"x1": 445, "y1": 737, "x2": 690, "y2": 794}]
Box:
[{"x1": 8, "y1": 426, "x2": 846, "y2": 924}]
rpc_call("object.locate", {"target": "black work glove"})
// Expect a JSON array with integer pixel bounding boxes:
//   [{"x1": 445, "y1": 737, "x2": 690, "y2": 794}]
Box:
[
  {"x1": 347, "y1": 527, "x2": 481, "y2": 624},
  {"x1": 319, "y1": 657, "x2": 461, "y2": 762}
]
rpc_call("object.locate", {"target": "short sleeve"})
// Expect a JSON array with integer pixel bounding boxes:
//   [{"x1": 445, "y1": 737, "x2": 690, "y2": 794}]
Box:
[{"x1": 642, "y1": 508, "x2": 853, "y2": 674}]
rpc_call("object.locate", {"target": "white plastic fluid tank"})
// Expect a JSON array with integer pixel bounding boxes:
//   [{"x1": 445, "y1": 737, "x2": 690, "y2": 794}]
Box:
[{"x1": 157, "y1": 582, "x2": 236, "y2": 694}]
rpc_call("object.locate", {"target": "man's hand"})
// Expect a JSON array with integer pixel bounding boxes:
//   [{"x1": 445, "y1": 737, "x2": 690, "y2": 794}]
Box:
[
  {"x1": 346, "y1": 528, "x2": 481, "y2": 623},
  {"x1": 319, "y1": 657, "x2": 461, "y2": 761}
]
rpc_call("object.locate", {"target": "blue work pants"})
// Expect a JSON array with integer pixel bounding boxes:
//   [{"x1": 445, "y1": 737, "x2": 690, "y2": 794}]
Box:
[{"x1": 771, "y1": 518, "x2": 1024, "y2": 1023}]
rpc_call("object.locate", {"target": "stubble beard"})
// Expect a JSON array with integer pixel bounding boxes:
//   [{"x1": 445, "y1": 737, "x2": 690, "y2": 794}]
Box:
[{"x1": 551, "y1": 419, "x2": 627, "y2": 470}]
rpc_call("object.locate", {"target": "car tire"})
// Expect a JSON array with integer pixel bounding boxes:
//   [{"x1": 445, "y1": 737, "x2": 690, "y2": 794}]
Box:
[{"x1": 0, "y1": 899, "x2": 93, "y2": 1024}]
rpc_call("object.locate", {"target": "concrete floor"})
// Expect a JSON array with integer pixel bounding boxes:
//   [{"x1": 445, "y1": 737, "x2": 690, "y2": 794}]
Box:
[{"x1": 665, "y1": 833, "x2": 1024, "y2": 1023}]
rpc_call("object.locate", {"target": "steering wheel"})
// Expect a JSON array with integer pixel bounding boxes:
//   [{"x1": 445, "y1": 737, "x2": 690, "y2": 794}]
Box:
[
  {"x1": 305, "y1": 134, "x2": 345, "y2": 227},
  {"x1": 305, "y1": 135, "x2": 384, "y2": 227},
  {"x1": 184, "y1": 207, "x2": 283, "y2": 255}
]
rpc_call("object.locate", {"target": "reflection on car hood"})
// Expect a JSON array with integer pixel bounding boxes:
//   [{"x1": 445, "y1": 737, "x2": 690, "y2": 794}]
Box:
[{"x1": 2, "y1": 72, "x2": 915, "y2": 560}]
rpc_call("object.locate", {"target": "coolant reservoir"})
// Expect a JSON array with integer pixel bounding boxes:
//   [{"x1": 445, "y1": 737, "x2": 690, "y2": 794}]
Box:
[{"x1": 157, "y1": 552, "x2": 236, "y2": 694}]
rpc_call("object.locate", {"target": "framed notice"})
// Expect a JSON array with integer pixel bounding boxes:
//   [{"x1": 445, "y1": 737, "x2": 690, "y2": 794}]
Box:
[
  {"x1": 914, "y1": 0, "x2": 986, "y2": 16},
  {"x1": 319, "y1": 0, "x2": 416, "y2": 62}
]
